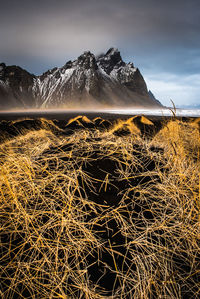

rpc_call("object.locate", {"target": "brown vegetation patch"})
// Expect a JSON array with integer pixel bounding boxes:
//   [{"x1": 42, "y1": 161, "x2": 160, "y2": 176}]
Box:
[{"x1": 0, "y1": 117, "x2": 200, "y2": 298}]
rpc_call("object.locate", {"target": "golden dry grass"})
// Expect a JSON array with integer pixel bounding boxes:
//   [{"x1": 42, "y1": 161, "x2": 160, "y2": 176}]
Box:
[
  {"x1": 0, "y1": 117, "x2": 200, "y2": 298},
  {"x1": 108, "y1": 119, "x2": 141, "y2": 136}
]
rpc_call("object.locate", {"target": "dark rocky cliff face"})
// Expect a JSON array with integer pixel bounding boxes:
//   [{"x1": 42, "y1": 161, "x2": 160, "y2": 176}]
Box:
[
  {"x1": 97, "y1": 48, "x2": 126, "y2": 75},
  {"x1": 0, "y1": 63, "x2": 36, "y2": 109},
  {"x1": 0, "y1": 48, "x2": 162, "y2": 109},
  {"x1": 97, "y1": 48, "x2": 148, "y2": 95}
]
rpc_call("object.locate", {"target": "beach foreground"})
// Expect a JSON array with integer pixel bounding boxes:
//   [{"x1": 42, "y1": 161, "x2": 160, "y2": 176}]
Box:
[{"x1": 0, "y1": 115, "x2": 200, "y2": 298}]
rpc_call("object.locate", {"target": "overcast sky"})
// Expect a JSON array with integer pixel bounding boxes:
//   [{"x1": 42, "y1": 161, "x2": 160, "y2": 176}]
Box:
[{"x1": 0, "y1": 0, "x2": 199, "y2": 106}]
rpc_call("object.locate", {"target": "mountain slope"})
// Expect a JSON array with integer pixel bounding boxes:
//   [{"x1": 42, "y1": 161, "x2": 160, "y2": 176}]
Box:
[
  {"x1": 0, "y1": 63, "x2": 36, "y2": 109},
  {"x1": 0, "y1": 48, "x2": 162, "y2": 109}
]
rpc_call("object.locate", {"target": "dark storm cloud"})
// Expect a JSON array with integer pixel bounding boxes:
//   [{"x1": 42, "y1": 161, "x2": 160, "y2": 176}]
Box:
[{"x1": 0, "y1": 0, "x2": 200, "y2": 105}]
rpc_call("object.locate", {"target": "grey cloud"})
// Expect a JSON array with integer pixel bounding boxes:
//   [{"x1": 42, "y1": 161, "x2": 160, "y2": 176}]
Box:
[
  {"x1": 0, "y1": 0, "x2": 199, "y2": 104},
  {"x1": 145, "y1": 72, "x2": 200, "y2": 106}
]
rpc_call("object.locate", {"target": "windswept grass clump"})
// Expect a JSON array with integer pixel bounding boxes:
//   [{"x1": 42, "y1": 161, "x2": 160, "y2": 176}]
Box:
[
  {"x1": 0, "y1": 118, "x2": 63, "y2": 143},
  {"x1": 0, "y1": 117, "x2": 200, "y2": 298}
]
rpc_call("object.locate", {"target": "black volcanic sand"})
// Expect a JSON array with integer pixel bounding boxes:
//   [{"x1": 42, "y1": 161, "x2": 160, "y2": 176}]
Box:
[
  {"x1": 0, "y1": 110, "x2": 194, "y2": 122},
  {"x1": 0, "y1": 111, "x2": 195, "y2": 142}
]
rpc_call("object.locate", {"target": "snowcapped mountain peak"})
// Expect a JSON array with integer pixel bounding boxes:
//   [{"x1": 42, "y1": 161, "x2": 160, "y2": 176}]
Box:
[
  {"x1": 127, "y1": 62, "x2": 134, "y2": 68},
  {"x1": 0, "y1": 48, "x2": 162, "y2": 109},
  {"x1": 74, "y1": 51, "x2": 98, "y2": 70},
  {"x1": 97, "y1": 47, "x2": 125, "y2": 75},
  {"x1": 63, "y1": 60, "x2": 73, "y2": 70},
  {"x1": 105, "y1": 47, "x2": 121, "y2": 62}
]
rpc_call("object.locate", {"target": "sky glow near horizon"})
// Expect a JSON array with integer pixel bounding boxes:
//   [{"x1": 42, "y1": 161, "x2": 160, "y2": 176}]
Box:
[{"x1": 0, "y1": 0, "x2": 199, "y2": 107}]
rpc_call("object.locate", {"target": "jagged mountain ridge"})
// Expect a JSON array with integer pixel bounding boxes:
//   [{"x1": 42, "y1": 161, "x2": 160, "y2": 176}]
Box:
[{"x1": 0, "y1": 48, "x2": 162, "y2": 109}]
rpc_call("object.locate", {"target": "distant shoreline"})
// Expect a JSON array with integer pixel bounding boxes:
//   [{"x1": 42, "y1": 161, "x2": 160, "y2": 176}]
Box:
[{"x1": 0, "y1": 108, "x2": 199, "y2": 120}]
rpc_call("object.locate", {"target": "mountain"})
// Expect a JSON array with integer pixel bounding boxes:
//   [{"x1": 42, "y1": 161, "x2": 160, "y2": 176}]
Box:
[
  {"x1": 0, "y1": 48, "x2": 162, "y2": 109},
  {"x1": 148, "y1": 90, "x2": 161, "y2": 106},
  {"x1": 0, "y1": 63, "x2": 36, "y2": 109}
]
